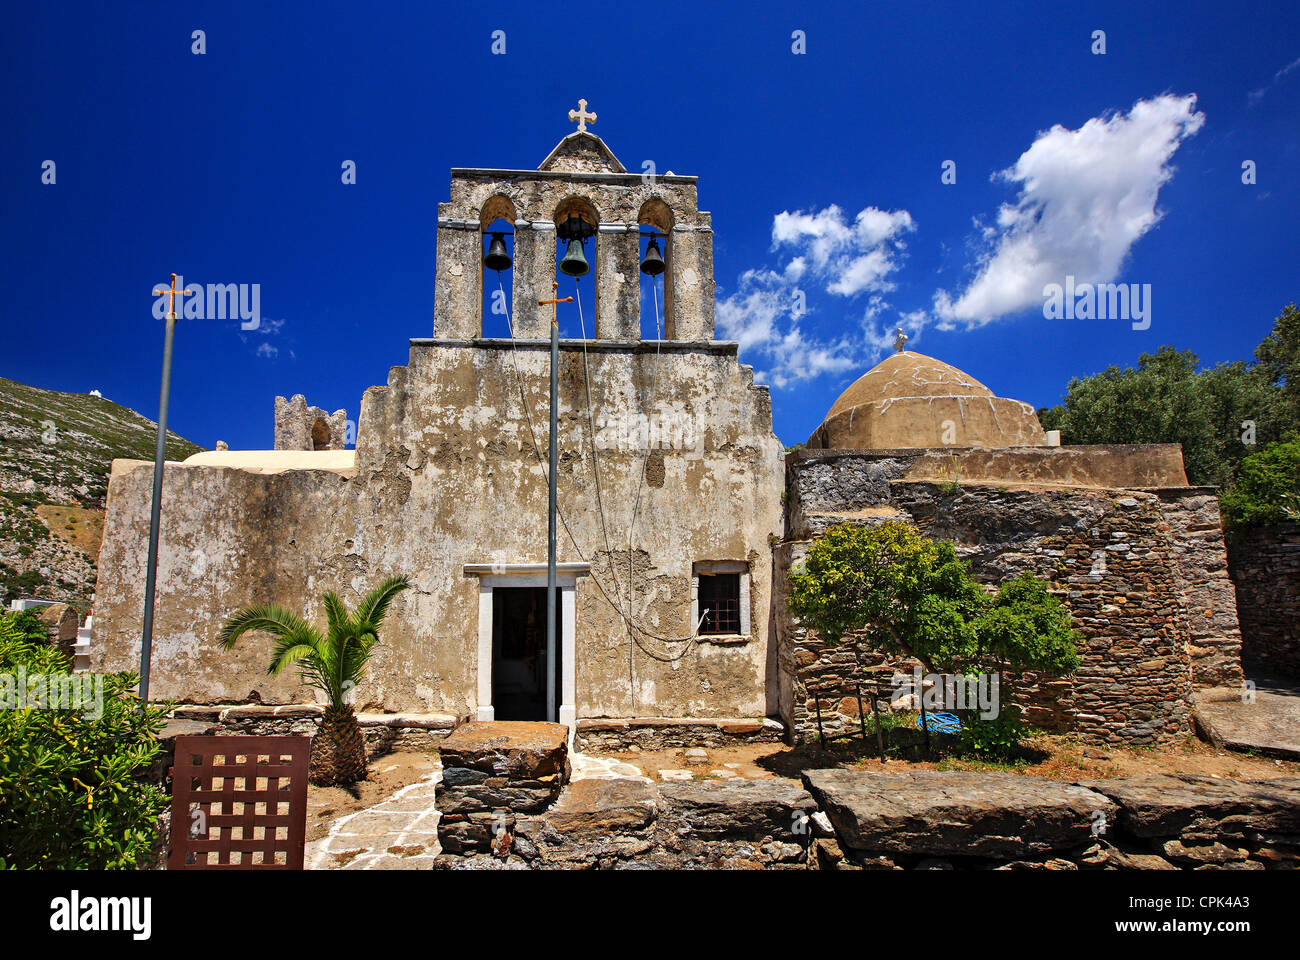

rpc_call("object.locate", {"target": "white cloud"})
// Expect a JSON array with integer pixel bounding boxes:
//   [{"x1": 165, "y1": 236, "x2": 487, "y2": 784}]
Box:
[
  {"x1": 933, "y1": 94, "x2": 1205, "y2": 326},
  {"x1": 716, "y1": 204, "x2": 916, "y2": 389},
  {"x1": 772, "y1": 204, "x2": 914, "y2": 295},
  {"x1": 1249, "y1": 54, "x2": 1300, "y2": 104},
  {"x1": 715, "y1": 268, "x2": 863, "y2": 389},
  {"x1": 255, "y1": 341, "x2": 278, "y2": 359}
]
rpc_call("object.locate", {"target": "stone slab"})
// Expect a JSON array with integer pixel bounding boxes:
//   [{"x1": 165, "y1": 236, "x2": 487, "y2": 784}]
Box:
[
  {"x1": 356, "y1": 711, "x2": 460, "y2": 730},
  {"x1": 802, "y1": 769, "x2": 1115, "y2": 858},
  {"x1": 1192, "y1": 691, "x2": 1300, "y2": 761},
  {"x1": 654, "y1": 778, "x2": 817, "y2": 840},
  {"x1": 438, "y1": 721, "x2": 569, "y2": 779},
  {"x1": 1082, "y1": 774, "x2": 1300, "y2": 840},
  {"x1": 543, "y1": 779, "x2": 658, "y2": 835}
]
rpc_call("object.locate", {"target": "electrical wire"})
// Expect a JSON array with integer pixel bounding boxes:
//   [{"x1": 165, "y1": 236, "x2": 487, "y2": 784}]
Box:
[{"x1": 495, "y1": 273, "x2": 701, "y2": 660}]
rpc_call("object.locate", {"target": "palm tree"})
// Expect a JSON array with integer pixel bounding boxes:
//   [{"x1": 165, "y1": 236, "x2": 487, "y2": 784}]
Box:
[{"x1": 217, "y1": 575, "x2": 411, "y2": 786}]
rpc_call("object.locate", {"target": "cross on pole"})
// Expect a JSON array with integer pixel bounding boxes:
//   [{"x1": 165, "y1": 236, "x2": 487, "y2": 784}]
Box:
[
  {"x1": 568, "y1": 98, "x2": 596, "y2": 134},
  {"x1": 538, "y1": 280, "x2": 573, "y2": 323},
  {"x1": 152, "y1": 272, "x2": 194, "y2": 319},
  {"x1": 140, "y1": 272, "x2": 192, "y2": 706},
  {"x1": 536, "y1": 280, "x2": 572, "y2": 725}
]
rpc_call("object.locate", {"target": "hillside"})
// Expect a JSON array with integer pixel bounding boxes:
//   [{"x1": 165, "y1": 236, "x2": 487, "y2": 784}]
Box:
[{"x1": 0, "y1": 376, "x2": 204, "y2": 609}]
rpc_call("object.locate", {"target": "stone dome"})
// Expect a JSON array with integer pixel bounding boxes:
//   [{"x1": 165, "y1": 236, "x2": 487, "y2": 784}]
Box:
[{"x1": 808, "y1": 350, "x2": 1047, "y2": 450}]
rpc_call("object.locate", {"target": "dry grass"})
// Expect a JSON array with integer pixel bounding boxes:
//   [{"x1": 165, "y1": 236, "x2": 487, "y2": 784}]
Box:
[{"x1": 36, "y1": 503, "x2": 105, "y2": 556}]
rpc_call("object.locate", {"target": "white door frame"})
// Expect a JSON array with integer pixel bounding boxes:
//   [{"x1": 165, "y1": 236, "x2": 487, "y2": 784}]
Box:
[{"x1": 464, "y1": 562, "x2": 588, "y2": 730}]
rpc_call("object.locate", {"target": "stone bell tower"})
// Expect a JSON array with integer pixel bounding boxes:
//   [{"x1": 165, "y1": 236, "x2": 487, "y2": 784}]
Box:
[{"x1": 432, "y1": 101, "x2": 716, "y2": 341}]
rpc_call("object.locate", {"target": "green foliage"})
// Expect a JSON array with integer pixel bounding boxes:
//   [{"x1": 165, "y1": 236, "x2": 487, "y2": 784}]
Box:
[
  {"x1": 2, "y1": 609, "x2": 48, "y2": 644},
  {"x1": 786, "y1": 520, "x2": 1081, "y2": 678},
  {"x1": 787, "y1": 521, "x2": 984, "y2": 670},
  {"x1": 980, "y1": 573, "x2": 1080, "y2": 676},
  {"x1": 1038, "y1": 303, "x2": 1300, "y2": 487},
  {"x1": 1255, "y1": 302, "x2": 1300, "y2": 427},
  {"x1": 1220, "y1": 438, "x2": 1300, "y2": 528},
  {"x1": 218, "y1": 575, "x2": 412, "y2": 707},
  {"x1": 938, "y1": 452, "x2": 961, "y2": 495},
  {"x1": 954, "y1": 705, "x2": 1035, "y2": 761},
  {"x1": 0, "y1": 612, "x2": 169, "y2": 869}
]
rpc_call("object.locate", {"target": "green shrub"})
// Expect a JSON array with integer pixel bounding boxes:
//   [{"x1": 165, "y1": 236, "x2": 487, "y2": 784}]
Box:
[
  {"x1": 1220, "y1": 438, "x2": 1300, "y2": 528},
  {"x1": 954, "y1": 705, "x2": 1034, "y2": 761},
  {"x1": 0, "y1": 613, "x2": 170, "y2": 869}
]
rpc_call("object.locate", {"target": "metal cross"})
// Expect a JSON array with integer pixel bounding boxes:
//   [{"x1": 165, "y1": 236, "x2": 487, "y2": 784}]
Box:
[
  {"x1": 153, "y1": 273, "x2": 194, "y2": 319},
  {"x1": 568, "y1": 98, "x2": 596, "y2": 134},
  {"x1": 538, "y1": 280, "x2": 573, "y2": 328}
]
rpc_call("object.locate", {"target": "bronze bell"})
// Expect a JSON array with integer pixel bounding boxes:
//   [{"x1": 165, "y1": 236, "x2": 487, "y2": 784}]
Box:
[
  {"x1": 640, "y1": 235, "x2": 666, "y2": 277},
  {"x1": 559, "y1": 238, "x2": 590, "y2": 277},
  {"x1": 483, "y1": 232, "x2": 511, "y2": 272}
]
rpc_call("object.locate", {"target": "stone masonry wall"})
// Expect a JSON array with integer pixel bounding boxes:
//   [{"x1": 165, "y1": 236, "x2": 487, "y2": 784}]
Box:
[
  {"x1": 776, "y1": 451, "x2": 1245, "y2": 746},
  {"x1": 1227, "y1": 522, "x2": 1300, "y2": 679}
]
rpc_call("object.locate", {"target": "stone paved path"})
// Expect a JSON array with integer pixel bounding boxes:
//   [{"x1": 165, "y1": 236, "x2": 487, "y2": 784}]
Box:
[
  {"x1": 305, "y1": 763, "x2": 443, "y2": 870},
  {"x1": 570, "y1": 752, "x2": 650, "y2": 782}
]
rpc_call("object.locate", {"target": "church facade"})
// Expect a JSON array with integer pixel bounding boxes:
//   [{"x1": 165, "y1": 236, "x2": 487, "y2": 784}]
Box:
[
  {"x1": 96, "y1": 121, "x2": 786, "y2": 733},
  {"x1": 93, "y1": 113, "x2": 1244, "y2": 746}
]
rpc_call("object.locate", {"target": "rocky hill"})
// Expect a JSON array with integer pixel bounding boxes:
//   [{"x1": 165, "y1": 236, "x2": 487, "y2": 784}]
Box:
[{"x1": 0, "y1": 377, "x2": 203, "y2": 610}]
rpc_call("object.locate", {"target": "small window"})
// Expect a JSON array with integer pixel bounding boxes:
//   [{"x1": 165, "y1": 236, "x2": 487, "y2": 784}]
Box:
[{"x1": 697, "y1": 573, "x2": 741, "y2": 635}]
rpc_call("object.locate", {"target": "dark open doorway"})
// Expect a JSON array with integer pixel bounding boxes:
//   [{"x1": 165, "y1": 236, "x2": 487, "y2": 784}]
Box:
[{"x1": 491, "y1": 587, "x2": 562, "y2": 721}]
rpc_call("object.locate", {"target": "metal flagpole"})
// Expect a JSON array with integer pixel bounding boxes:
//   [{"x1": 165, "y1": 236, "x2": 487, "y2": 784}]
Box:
[
  {"x1": 141, "y1": 273, "x2": 191, "y2": 704},
  {"x1": 537, "y1": 280, "x2": 572, "y2": 723}
]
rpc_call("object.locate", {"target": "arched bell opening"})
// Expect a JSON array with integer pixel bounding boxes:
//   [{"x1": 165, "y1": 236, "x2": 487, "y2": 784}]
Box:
[
  {"x1": 638, "y1": 199, "x2": 674, "y2": 340},
  {"x1": 553, "y1": 196, "x2": 600, "y2": 338},
  {"x1": 480, "y1": 194, "x2": 517, "y2": 338}
]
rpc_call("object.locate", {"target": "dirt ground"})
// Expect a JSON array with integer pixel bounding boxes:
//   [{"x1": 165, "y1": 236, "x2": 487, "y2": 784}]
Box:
[
  {"x1": 591, "y1": 734, "x2": 1300, "y2": 785},
  {"x1": 305, "y1": 751, "x2": 438, "y2": 842}
]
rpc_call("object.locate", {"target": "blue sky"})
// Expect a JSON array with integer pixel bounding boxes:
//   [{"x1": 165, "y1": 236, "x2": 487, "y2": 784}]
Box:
[{"x1": 2, "y1": 1, "x2": 1297, "y2": 449}]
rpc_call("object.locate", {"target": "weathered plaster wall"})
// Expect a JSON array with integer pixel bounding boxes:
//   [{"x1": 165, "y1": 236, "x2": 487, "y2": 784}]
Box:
[
  {"x1": 1227, "y1": 522, "x2": 1300, "y2": 680},
  {"x1": 775, "y1": 451, "x2": 1243, "y2": 745},
  {"x1": 95, "y1": 339, "x2": 783, "y2": 719}
]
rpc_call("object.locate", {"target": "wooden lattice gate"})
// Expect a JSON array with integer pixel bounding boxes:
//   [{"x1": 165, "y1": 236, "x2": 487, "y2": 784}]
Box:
[{"x1": 167, "y1": 735, "x2": 311, "y2": 869}]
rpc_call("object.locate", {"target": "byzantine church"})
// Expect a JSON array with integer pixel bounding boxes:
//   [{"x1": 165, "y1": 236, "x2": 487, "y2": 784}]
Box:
[{"x1": 94, "y1": 105, "x2": 1243, "y2": 748}]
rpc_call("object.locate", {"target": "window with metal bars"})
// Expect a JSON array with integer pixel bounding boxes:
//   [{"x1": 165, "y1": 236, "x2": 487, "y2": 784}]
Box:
[{"x1": 697, "y1": 573, "x2": 741, "y2": 635}]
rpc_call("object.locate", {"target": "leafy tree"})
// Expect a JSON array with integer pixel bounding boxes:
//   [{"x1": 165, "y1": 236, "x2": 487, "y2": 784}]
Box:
[
  {"x1": 1220, "y1": 438, "x2": 1300, "y2": 528},
  {"x1": 1038, "y1": 346, "x2": 1274, "y2": 487},
  {"x1": 1039, "y1": 304, "x2": 1300, "y2": 487},
  {"x1": 217, "y1": 576, "x2": 411, "y2": 785},
  {"x1": 786, "y1": 521, "x2": 1079, "y2": 679},
  {"x1": 0, "y1": 612, "x2": 169, "y2": 869},
  {"x1": 1255, "y1": 302, "x2": 1300, "y2": 428}
]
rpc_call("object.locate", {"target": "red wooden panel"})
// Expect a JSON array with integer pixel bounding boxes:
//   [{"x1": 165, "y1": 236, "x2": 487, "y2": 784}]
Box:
[{"x1": 167, "y1": 736, "x2": 310, "y2": 870}]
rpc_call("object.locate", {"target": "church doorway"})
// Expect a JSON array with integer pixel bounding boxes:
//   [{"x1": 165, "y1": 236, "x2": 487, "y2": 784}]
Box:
[{"x1": 490, "y1": 587, "x2": 562, "y2": 722}]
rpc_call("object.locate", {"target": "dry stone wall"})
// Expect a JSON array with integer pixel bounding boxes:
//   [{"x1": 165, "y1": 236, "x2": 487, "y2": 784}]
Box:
[
  {"x1": 776, "y1": 451, "x2": 1244, "y2": 745},
  {"x1": 1227, "y1": 522, "x2": 1300, "y2": 680},
  {"x1": 433, "y1": 765, "x2": 1299, "y2": 871}
]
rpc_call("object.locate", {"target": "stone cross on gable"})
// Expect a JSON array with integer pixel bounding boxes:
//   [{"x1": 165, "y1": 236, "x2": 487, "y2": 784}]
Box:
[{"x1": 568, "y1": 98, "x2": 596, "y2": 134}]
